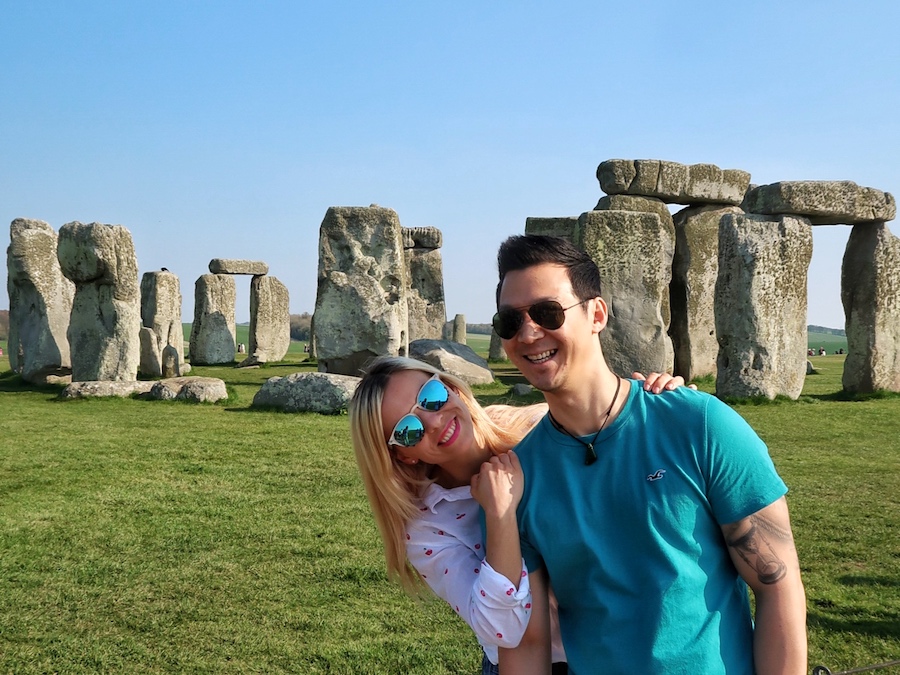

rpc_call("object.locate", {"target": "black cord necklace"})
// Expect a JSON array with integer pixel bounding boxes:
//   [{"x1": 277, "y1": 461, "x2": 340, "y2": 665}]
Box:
[{"x1": 547, "y1": 375, "x2": 622, "y2": 466}]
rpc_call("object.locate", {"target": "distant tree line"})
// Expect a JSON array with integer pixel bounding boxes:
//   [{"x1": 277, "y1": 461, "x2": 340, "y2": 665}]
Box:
[
  {"x1": 0, "y1": 310, "x2": 8, "y2": 340},
  {"x1": 467, "y1": 323, "x2": 493, "y2": 335},
  {"x1": 290, "y1": 313, "x2": 312, "y2": 341},
  {"x1": 808, "y1": 325, "x2": 845, "y2": 336}
]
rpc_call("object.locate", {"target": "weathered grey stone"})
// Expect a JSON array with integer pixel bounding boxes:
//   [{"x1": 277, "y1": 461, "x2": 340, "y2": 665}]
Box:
[
  {"x1": 161, "y1": 344, "x2": 180, "y2": 378},
  {"x1": 60, "y1": 380, "x2": 154, "y2": 399},
  {"x1": 669, "y1": 205, "x2": 744, "y2": 380},
  {"x1": 402, "y1": 226, "x2": 443, "y2": 250},
  {"x1": 139, "y1": 326, "x2": 162, "y2": 378},
  {"x1": 149, "y1": 376, "x2": 228, "y2": 403},
  {"x1": 7, "y1": 218, "x2": 74, "y2": 383},
  {"x1": 841, "y1": 222, "x2": 900, "y2": 393},
  {"x1": 189, "y1": 274, "x2": 236, "y2": 365},
  {"x1": 247, "y1": 275, "x2": 290, "y2": 364},
  {"x1": 252, "y1": 372, "x2": 360, "y2": 414},
  {"x1": 408, "y1": 339, "x2": 494, "y2": 385},
  {"x1": 807, "y1": 360, "x2": 815, "y2": 375},
  {"x1": 57, "y1": 221, "x2": 141, "y2": 382},
  {"x1": 743, "y1": 181, "x2": 896, "y2": 225},
  {"x1": 489, "y1": 330, "x2": 507, "y2": 361},
  {"x1": 313, "y1": 206, "x2": 409, "y2": 375},
  {"x1": 577, "y1": 210, "x2": 675, "y2": 375},
  {"x1": 208, "y1": 258, "x2": 269, "y2": 275},
  {"x1": 594, "y1": 195, "x2": 673, "y2": 226},
  {"x1": 405, "y1": 229, "x2": 446, "y2": 342},
  {"x1": 715, "y1": 214, "x2": 813, "y2": 399},
  {"x1": 511, "y1": 383, "x2": 533, "y2": 397},
  {"x1": 451, "y1": 314, "x2": 466, "y2": 345},
  {"x1": 524, "y1": 217, "x2": 580, "y2": 244},
  {"x1": 597, "y1": 159, "x2": 750, "y2": 206},
  {"x1": 140, "y1": 270, "x2": 184, "y2": 374}
]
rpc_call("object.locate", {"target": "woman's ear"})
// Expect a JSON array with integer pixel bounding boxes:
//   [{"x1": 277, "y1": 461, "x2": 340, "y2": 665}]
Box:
[{"x1": 395, "y1": 451, "x2": 419, "y2": 465}]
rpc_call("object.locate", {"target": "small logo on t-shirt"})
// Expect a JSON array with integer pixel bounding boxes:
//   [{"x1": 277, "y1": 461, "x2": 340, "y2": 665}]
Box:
[{"x1": 646, "y1": 469, "x2": 666, "y2": 481}]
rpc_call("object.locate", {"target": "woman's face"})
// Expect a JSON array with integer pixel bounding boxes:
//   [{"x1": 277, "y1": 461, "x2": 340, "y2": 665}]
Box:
[{"x1": 380, "y1": 369, "x2": 477, "y2": 469}]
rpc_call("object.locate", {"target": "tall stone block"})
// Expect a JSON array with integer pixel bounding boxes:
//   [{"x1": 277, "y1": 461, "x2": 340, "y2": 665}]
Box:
[
  {"x1": 404, "y1": 226, "x2": 446, "y2": 342},
  {"x1": 313, "y1": 206, "x2": 409, "y2": 375},
  {"x1": 189, "y1": 274, "x2": 236, "y2": 365},
  {"x1": 452, "y1": 314, "x2": 466, "y2": 344},
  {"x1": 57, "y1": 221, "x2": 141, "y2": 382},
  {"x1": 247, "y1": 274, "x2": 290, "y2": 364},
  {"x1": 669, "y1": 205, "x2": 743, "y2": 380},
  {"x1": 715, "y1": 214, "x2": 812, "y2": 399},
  {"x1": 6, "y1": 218, "x2": 74, "y2": 383},
  {"x1": 140, "y1": 270, "x2": 184, "y2": 376},
  {"x1": 578, "y1": 210, "x2": 675, "y2": 375},
  {"x1": 841, "y1": 222, "x2": 900, "y2": 393}
]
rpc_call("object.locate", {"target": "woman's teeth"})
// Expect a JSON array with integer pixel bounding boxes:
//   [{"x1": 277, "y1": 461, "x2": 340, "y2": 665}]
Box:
[{"x1": 440, "y1": 418, "x2": 457, "y2": 444}]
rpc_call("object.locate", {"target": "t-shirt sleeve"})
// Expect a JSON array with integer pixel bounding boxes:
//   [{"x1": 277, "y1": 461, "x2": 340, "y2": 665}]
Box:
[{"x1": 701, "y1": 394, "x2": 788, "y2": 525}]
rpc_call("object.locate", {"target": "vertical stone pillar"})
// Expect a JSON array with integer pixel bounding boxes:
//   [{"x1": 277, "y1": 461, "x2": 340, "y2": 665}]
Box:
[
  {"x1": 578, "y1": 210, "x2": 675, "y2": 375},
  {"x1": 489, "y1": 330, "x2": 507, "y2": 361},
  {"x1": 245, "y1": 274, "x2": 290, "y2": 365},
  {"x1": 140, "y1": 269, "x2": 185, "y2": 376},
  {"x1": 841, "y1": 221, "x2": 900, "y2": 393},
  {"x1": 669, "y1": 205, "x2": 743, "y2": 380},
  {"x1": 715, "y1": 214, "x2": 812, "y2": 399},
  {"x1": 452, "y1": 314, "x2": 466, "y2": 344},
  {"x1": 7, "y1": 218, "x2": 74, "y2": 383},
  {"x1": 403, "y1": 226, "x2": 446, "y2": 342},
  {"x1": 189, "y1": 274, "x2": 236, "y2": 365},
  {"x1": 57, "y1": 221, "x2": 140, "y2": 382},
  {"x1": 313, "y1": 206, "x2": 408, "y2": 375}
]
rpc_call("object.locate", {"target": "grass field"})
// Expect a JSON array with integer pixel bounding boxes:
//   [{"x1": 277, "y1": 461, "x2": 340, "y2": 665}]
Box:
[{"x1": 1, "y1": 346, "x2": 898, "y2": 673}]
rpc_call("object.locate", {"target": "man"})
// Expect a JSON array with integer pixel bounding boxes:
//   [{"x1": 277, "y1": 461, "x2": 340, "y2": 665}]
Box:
[{"x1": 491, "y1": 235, "x2": 806, "y2": 674}]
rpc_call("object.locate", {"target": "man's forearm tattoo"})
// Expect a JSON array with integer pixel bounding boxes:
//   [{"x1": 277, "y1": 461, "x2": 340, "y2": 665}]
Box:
[{"x1": 723, "y1": 514, "x2": 791, "y2": 585}]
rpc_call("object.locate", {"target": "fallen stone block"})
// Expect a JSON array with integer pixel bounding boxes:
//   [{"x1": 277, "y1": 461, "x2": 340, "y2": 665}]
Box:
[
  {"x1": 409, "y1": 339, "x2": 494, "y2": 385},
  {"x1": 252, "y1": 372, "x2": 361, "y2": 414},
  {"x1": 60, "y1": 381, "x2": 155, "y2": 399}
]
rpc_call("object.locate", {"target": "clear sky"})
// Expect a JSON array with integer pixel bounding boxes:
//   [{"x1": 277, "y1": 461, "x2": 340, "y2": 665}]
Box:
[{"x1": 3, "y1": 1, "x2": 898, "y2": 327}]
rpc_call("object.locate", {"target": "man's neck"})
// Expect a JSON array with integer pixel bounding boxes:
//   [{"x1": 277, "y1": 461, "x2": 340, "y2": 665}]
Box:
[{"x1": 544, "y1": 369, "x2": 629, "y2": 437}]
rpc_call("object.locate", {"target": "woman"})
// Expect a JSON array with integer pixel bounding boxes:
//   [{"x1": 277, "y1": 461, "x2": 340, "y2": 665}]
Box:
[{"x1": 349, "y1": 356, "x2": 687, "y2": 674}]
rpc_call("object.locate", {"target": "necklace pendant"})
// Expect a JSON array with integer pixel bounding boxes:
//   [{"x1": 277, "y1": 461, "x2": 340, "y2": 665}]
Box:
[{"x1": 584, "y1": 444, "x2": 598, "y2": 466}]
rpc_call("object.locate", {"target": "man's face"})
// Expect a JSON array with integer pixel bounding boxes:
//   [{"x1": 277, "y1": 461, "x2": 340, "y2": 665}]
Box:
[{"x1": 497, "y1": 262, "x2": 603, "y2": 394}]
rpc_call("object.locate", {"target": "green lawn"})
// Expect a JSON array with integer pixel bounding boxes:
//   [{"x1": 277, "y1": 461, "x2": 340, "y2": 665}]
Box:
[{"x1": 0, "y1": 352, "x2": 898, "y2": 673}]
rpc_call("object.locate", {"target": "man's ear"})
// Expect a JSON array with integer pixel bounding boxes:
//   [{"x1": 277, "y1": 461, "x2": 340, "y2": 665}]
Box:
[{"x1": 591, "y1": 296, "x2": 609, "y2": 334}]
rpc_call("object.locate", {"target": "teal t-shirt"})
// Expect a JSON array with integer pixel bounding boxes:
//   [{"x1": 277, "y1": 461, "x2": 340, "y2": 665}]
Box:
[{"x1": 513, "y1": 381, "x2": 787, "y2": 675}]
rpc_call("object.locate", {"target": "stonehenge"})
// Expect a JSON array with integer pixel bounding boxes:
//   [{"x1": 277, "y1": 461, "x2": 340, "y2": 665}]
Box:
[
  {"x1": 140, "y1": 269, "x2": 187, "y2": 377},
  {"x1": 312, "y1": 205, "x2": 446, "y2": 376},
  {"x1": 528, "y1": 158, "x2": 897, "y2": 397},
  {"x1": 6, "y1": 218, "x2": 74, "y2": 383}
]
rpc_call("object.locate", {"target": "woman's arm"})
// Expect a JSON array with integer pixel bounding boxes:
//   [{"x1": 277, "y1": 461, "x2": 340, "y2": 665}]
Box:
[{"x1": 498, "y1": 567, "x2": 552, "y2": 675}]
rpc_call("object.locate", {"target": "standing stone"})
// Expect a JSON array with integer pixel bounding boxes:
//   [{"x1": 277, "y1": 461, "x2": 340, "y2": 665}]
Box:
[
  {"x1": 578, "y1": 210, "x2": 675, "y2": 375},
  {"x1": 57, "y1": 221, "x2": 141, "y2": 382},
  {"x1": 140, "y1": 270, "x2": 185, "y2": 376},
  {"x1": 489, "y1": 330, "x2": 507, "y2": 361},
  {"x1": 669, "y1": 205, "x2": 744, "y2": 380},
  {"x1": 245, "y1": 274, "x2": 290, "y2": 365},
  {"x1": 525, "y1": 216, "x2": 580, "y2": 244},
  {"x1": 597, "y1": 159, "x2": 750, "y2": 206},
  {"x1": 743, "y1": 181, "x2": 896, "y2": 225},
  {"x1": 6, "y1": 218, "x2": 74, "y2": 383},
  {"x1": 161, "y1": 344, "x2": 180, "y2": 378},
  {"x1": 715, "y1": 214, "x2": 813, "y2": 399},
  {"x1": 841, "y1": 222, "x2": 900, "y2": 393},
  {"x1": 452, "y1": 314, "x2": 466, "y2": 345},
  {"x1": 189, "y1": 274, "x2": 236, "y2": 365},
  {"x1": 313, "y1": 206, "x2": 409, "y2": 375},
  {"x1": 404, "y1": 226, "x2": 446, "y2": 342},
  {"x1": 139, "y1": 326, "x2": 162, "y2": 377}
]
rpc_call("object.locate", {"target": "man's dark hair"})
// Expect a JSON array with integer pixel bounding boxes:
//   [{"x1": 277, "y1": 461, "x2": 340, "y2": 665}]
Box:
[{"x1": 496, "y1": 235, "x2": 602, "y2": 306}]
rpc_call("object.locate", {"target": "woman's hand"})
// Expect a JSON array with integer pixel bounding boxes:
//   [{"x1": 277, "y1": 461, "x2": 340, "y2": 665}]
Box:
[
  {"x1": 470, "y1": 451, "x2": 524, "y2": 522},
  {"x1": 633, "y1": 371, "x2": 698, "y2": 394}
]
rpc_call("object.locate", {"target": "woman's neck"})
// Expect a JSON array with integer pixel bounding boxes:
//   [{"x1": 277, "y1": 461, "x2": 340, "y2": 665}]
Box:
[{"x1": 432, "y1": 447, "x2": 493, "y2": 489}]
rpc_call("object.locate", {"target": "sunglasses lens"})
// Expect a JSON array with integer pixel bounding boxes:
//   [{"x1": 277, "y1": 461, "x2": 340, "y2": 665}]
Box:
[
  {"x1": 492, "y1": 309, "x2": 522, "y2": 340},
  {"x1": 529, "y1": 301, "x2": 566, "y2": 330},
  {"x1": 392, "y1": 414, "x2": 426, "y2": 447},
  {"x1": 418, "y1": 379, "x2": 449, "y2": 411}
]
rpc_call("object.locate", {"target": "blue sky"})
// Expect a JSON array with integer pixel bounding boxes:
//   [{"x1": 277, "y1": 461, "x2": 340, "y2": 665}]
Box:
[{"x1": 2, "y1": 1, "x2": 898, "y2": 327}]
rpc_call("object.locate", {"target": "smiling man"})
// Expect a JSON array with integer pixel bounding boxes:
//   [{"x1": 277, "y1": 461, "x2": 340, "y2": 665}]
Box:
[{"x1": 490, "y1": 235, "x2": 807, "y2": 675}]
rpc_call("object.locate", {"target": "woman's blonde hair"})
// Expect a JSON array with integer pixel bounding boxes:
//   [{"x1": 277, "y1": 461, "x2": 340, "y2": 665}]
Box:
[{"x1": 349, "y1": 356, "x2": 537, "y2": 594}]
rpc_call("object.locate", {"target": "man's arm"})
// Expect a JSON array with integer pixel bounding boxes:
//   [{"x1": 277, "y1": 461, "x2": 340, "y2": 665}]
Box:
[
  {"x1": 497, "y1": 566, "x2": 552, "y2": 675},
  {"x1": 721, "y1": 496, "x2": 807, "y2": 675}
]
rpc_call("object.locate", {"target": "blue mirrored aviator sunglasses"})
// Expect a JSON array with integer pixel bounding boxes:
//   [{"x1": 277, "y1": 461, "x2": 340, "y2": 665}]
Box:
[
  {"x1": 387, "y1": 375, "x2": 451, "y2": 448},
  {"x1": 492, "y1": 299, "x2": 588, "y2": 340}
]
